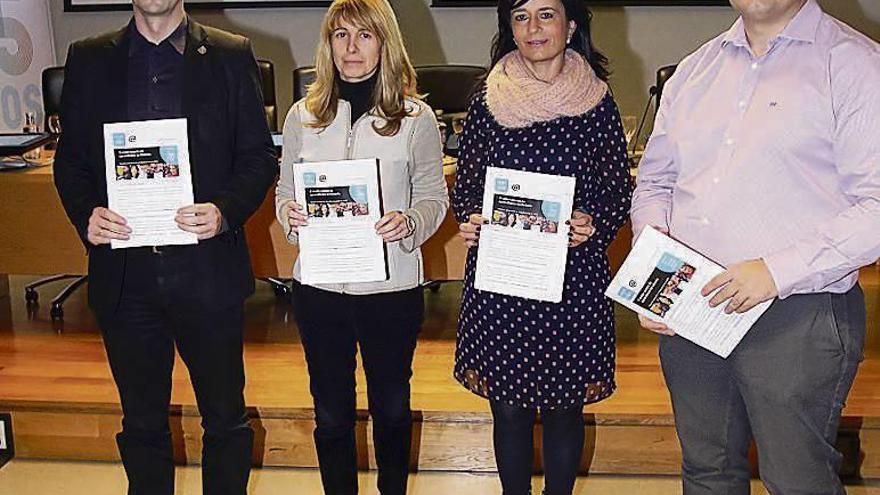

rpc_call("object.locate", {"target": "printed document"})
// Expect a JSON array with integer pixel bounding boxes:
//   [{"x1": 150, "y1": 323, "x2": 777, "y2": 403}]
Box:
[
  {"x1": 605, "y1": 226, "x2": 772, "y2": 358},
  {"x1": 103, "y1": 119, "x2": 196, "y2": 249},
  {"x1": 294, "y1": 159, "x2": 386, "y2": 285},
  {"x1": 474, "y1": 167, "x2": 575, "y2": 303}
]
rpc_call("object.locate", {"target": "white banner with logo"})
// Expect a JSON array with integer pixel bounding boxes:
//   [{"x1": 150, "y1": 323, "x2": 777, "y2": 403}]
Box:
[{"x1": 0, "y1": 0, "x2": 55, "y2": 133}]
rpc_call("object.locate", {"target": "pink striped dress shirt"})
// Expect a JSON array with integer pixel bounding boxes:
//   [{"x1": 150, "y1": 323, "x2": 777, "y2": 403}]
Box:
[{"x1": 631, "y1": 0, "x2": 880, "y2": 299}]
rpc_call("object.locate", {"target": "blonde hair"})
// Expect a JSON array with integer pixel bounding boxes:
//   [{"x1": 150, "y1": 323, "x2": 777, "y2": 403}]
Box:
[{"x1": 305, "y1": 0, "x2": 419, "y2": 137}]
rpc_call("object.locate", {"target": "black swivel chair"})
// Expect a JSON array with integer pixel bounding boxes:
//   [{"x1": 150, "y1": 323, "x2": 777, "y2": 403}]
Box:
[
  {"x1": 631, "y1": 64, "x2": 678, "y2": 158},
  {"x1": 415, "y1": 65, "x2": 487, "y2": 159},
  {"x1": 414, "y1": 65, "x2": 486, "y2": 291},
  {"x1": 414, "y1": 64, "x2": 487, "y2": 117},
  {"x1": 292, "y1": 66, "x2": 317, "y2": 103},
  {"x1": 257, "y1": 60, "x2": 278, "y2": 132},
  {"x1": 254, "y1": 60, "x2": 292, "y2": 297},
  {"x1": 24, "y1": 66, "x2": 89, "y2": 322},
  {"x1": 42, "y1": 67, "x2": 65, "y2": 132},
  {"x1": 654, "y1": 64, "x2": 677, "y2": 105}
]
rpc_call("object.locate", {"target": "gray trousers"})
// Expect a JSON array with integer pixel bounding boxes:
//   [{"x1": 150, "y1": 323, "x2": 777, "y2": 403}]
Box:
[{"x1": 660, "y1": 286, "x2": 866, "y2": 495}]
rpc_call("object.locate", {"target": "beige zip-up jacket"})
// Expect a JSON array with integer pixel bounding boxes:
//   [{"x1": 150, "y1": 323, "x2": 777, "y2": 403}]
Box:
[{"x1": 275, "y1": 98, "x2": 449, "y2": 295}]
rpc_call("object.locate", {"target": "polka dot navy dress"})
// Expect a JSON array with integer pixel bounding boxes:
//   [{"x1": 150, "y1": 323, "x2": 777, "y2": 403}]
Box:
[{"x1": 452, "y1": 90, "x2": 633, "y2": 410}]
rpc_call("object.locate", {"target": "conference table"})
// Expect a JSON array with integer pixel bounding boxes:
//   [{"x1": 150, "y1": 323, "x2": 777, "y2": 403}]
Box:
[{"x1": 0, "y1": 154, "x2": 632, "y2": 304}]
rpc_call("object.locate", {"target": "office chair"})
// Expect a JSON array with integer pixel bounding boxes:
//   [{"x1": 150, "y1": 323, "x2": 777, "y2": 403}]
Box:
[
  {"x1": 292, "y1": 66, "x2": 317, "y2": 104},
  {"x1": 412, "y1": 65, "x2": 486, "y2": 292},
  {"x1": 24, "y1": 66, "x2": 88, "y2": 322},
  {"x1": 257, "y1": 60, "x2": 278, "y2": 133},
  {"x1": 249, "y1": 60, "x2": 291, "y2": 297},
  {"x1": 415, "y1": 65, "x2": 486, "y2": 159},
  {"x1": 653, "y1": 65, "x2": 677, "y2": 106},
  {"x1": 414, "y1": 64, "x2": 486, "y2": 116},
  {"x1": 42, "y1": 67, "x2": 65, "y2": 133},
  {"x1": 631, "y1": 64, "x2": 678, "y2": 157}
]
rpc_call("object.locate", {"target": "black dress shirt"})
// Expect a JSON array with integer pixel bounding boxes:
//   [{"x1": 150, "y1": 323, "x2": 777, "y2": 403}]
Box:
[{"x1": 127, "y1": 19, "x2": 186, "y2": 122}]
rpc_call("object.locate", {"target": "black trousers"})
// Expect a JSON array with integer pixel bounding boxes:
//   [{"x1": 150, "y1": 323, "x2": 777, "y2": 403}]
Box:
[
  {"x1": 490, "y1": 400, "x2": 586, "y2": 495},
  {"x1": 292, "y1": 283, "x2": 424, "y2": 495},
  {"x1": 95, "y1": 248, "x2": 253, "y2": 495}
]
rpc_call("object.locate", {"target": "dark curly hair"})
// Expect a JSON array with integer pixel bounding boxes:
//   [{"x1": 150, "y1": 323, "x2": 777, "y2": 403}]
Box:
[{"x1": 490, "y1": 0, "x2": 610, "y2": 82}]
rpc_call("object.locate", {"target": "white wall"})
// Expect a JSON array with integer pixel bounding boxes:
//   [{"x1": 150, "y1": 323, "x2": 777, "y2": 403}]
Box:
[{"x1": 48, "y1": 0, "x2": 880, "y2": 126}]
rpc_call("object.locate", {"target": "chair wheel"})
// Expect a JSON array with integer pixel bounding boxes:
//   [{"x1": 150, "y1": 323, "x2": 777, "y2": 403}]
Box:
[
  {"x1": 272, "y1": 285, "x2": 290, "y2": 298},
  {"x1": 423, "y1": 281, "x2": 442, "y2": 293},
  {"x1": 25, "y1": 288, "x2": 39, "y2": 303},
  {"x1": 50, "y1": 304, "x2": 64, "y2": 321}
]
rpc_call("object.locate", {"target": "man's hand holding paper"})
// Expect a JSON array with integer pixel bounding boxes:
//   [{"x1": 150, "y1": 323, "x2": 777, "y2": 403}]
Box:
[
  {"x1": 606, "y1": 226, "x2": 773, "y2": 358},
  {"x1": 87, "y1": 207, "x2": 131, "y2": 246},
  {"x1": 703, "y1": 259, "x2": 779, "y2": 314},
  {"x1": 103, "y1": 118, "x2": 197, "y2": 249},
  {"x1": 175, "y1": 203, "x2": 223, "y2": 240}
]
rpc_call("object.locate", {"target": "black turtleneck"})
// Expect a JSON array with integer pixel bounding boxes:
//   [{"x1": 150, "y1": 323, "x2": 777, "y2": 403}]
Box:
[{"x1": 337, "y1": 70, "x2": 378, "y2": 124}]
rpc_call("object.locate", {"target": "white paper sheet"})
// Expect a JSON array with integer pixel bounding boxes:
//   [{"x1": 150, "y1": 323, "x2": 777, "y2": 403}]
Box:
[
  {"x1": 103, "y1": 119, "x2": 196, "y2": 249},
  {"x1": 605, "y1": 226, "x2": 772, "y2": 358},
  {"x1": 294, "y1": 159, "x2": 387, "y2": 285},
  {"x1": 474, "y1": 167, "x2": 575, "y2": 303}
]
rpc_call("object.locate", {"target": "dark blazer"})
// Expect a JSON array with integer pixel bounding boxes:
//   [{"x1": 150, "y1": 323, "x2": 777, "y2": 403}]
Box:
[{"x1": 53, "y1": 19, "x2": 278, "y2": 314}]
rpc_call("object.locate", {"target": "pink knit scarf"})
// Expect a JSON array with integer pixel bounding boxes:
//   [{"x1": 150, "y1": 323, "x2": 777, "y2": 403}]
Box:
[{"x1": 485, "y1": 49, "x2": 608, "y2": 129}]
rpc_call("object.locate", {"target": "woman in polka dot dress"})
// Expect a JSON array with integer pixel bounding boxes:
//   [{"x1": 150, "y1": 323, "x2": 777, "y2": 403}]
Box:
[{"x1": 451, "y1": 0, "x2": 632, "y2": 493}]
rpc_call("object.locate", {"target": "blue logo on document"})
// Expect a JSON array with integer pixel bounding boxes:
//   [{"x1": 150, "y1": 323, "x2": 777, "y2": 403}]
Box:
[
  {"x1": 657, "y1": 252, "x2": 684, "y2": 273},
  {"x1": 159, "y1": 146, "x2": 178, "y2": 165},
  {"x1": 349, "y1": 185, "x2": 368, "y2": 204},
  {"x1": 112, "y1": 133, "x2": 125, "y2": 147},
  {"x1": 494, "y1": 178, "x2": 509, "y2": 193},
  {"x1": 303, "y1": 172, "x2": 317, "y2": 186},
  {"x1": 617, "y1": 287, "x2": 635, "y2": 301},
  {"x1": 541, "y1": 201, "x2": 561, "y2": 222}
]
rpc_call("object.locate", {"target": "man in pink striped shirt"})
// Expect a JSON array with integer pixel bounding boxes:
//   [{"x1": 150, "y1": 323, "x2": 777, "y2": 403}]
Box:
[{"x1": 631, "y1": 0, "x2": 880, "y2": 493}]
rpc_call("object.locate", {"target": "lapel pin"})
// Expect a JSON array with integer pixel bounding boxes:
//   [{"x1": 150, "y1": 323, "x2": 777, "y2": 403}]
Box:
[{"x1": 197, "y1": 45, "x2": 207, "y2": 55}]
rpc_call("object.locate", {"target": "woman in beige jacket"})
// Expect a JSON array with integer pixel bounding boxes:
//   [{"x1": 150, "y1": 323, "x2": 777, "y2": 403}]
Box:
[{"x1": 274, "y1": 1, "x2": 447, "y2": 493}]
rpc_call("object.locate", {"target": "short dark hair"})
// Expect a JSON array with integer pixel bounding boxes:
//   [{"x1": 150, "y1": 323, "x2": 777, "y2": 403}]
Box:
[{"x1": 490, "y1": 0, "x2": 610, "y2": 82}]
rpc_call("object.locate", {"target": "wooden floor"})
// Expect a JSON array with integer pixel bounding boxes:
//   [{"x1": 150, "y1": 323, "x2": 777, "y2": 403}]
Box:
[
  {"x1": 2, "y1": 270, "x2": 878, "y2": 415},
  {"x1": 1, "y1": 267, "x2": 879, "y2": 475},
  {"x1": 3, "y1": 460, "x2": 880, "y2": 495}
]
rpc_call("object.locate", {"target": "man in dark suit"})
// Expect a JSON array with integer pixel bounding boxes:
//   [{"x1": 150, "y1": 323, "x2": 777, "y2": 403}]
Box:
[{"x1": 53, "y1": 1, "x2": 277, "y2": 493}]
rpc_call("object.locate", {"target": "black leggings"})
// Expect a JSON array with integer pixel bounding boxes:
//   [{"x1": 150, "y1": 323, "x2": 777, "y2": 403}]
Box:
[{"x1": 490, "y1": 400, "x2": 585, "y2": 495}]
